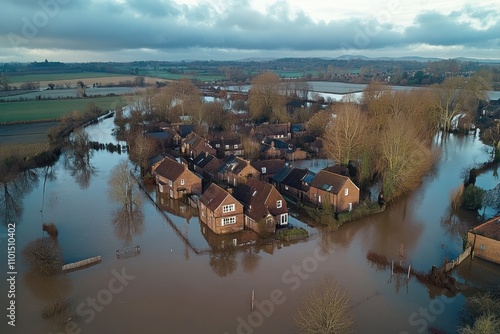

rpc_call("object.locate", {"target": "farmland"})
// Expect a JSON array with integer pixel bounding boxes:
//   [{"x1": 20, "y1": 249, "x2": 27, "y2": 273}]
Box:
[{"x1": 0, "y1": 96, "x2": 124, "y2": 123}]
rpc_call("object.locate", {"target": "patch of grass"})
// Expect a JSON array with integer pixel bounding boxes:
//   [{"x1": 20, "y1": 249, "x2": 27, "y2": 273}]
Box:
[
  {"x1": 337, "y1": 201, "x2": 384, "y2": 225},
  {"x1": 0, "y1": 142, "x2": 50, "y2": 157},
  {"x1": 0, "y1": 96, "x2": 124, "y2": 123},
  {"x1": 275, "y1": 227, "x2": 308, "y2": 241}
]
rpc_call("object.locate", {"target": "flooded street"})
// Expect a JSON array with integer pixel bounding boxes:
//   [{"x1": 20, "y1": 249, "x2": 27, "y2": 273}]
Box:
[{"x1": 1, "y1": 115, "x2": 500, "y2": 334}]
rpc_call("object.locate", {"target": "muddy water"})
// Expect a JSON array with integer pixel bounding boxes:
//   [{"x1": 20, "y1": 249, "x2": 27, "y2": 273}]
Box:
[{"x1": 1, "y1": 118, "x2": 499, "y2": 334}]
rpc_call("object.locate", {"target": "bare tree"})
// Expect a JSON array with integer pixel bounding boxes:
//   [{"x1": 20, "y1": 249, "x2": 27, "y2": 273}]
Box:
[
  {"x1": 248, "y1": 72, "x2": 285, "y2": 122},
  {"x1": 322, "y1": 103, "x2": 368, "y2": 165},
  {"x1": 127, "y1": 131, "x2": 158, "y2": 174},
  {"x1": 293, "y1": 276, "x2": 354, "y2": 334}
]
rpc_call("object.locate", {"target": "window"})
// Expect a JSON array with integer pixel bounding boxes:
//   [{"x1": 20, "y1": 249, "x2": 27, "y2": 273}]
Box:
[
  {"x1": 169, "y1": 180, "x2": 173, "y2": 187},
  {"x1": 280, "y1": 214, "x2": 288, "y2": 225},
  {"x1": 344, "y1": 188, "x2": 349, "y2": 196},
  {"x1": 222, "y1": 216, "x2": 236, "y2": 226},
  {"x1": 480, "y1": 244, "x2": 485, "y2": 251},
  {"x1": 225, "y1": 145, "x2": 229, "y2": 149},
  {"x1": 215, "y1": 143, "x2": 220, "y2": 148},
  {"x1": 180, "y1": 179, "x2": 185, "y2": 185},
  {"x1": 234, "y1": 144, "x2": 238, "y2": 149},
  {"x1": 318, "y1": 195, "x2": 322, "y2": 203},
  {"x1": 277, "y1": 200, "x2": 282, "y2": 208},
  {"x1": 285, "y1": 185, "x2": 289, "y2": 191},
  {"x1": 261, "y1": 167, "x2": 267, "y2": 173},
  {"x1": 348, "y1": 203, "x2": 352, "y2": 212},
  {"x1": 222, "y1": 204, "x2": 235, "y2": 213}
]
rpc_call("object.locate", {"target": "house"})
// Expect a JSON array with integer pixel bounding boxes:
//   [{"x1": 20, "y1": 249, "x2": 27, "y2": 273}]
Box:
[
  {"x1": 279, "y1": 167, "x2": 316, "y2": 202},
  {"x1": 291, "y1": 123, "x2": 309, "y2": 138},
  {"x1": 468, "y1": 215, "x2": 500, "y2": 264},
  {"x1": 250, "y1": 159, "x2": 286, "y2": 183},
  {"x1": 233, "y1": 178, "x2": 289, "y2": 234},
  {"x1": 198, "y1": 183, "x2": 244, "y2": 234},
  {"x1": 181, "y1": 132, "x2": 216, "y2": 158},
  {"x1": 285, "y1": 148, "x2": 307, "y2": 161},
  {"x1": 255, "y1": 123, "x2": 290, "y2": 140},
  {"x1": 192, "y1": 151, "x2": 221, "y2": 179},
  {"x1": 217, "y1": 155, "x2": 260, "y2": 187},
  {"x1": 261, "y1": 138, "x2": 288, "y2": 159},
  {"x1": 307, "y1": 170, "x2": 359, "y2": 212},
  {"x1": 210, "y1": 137, "x2": 244, "y2": 157},
  {"x1": 153, "y1": 157, "x2": 202, "y2": 199}
]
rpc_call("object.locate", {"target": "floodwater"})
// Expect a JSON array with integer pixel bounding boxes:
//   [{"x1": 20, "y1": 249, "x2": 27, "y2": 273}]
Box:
[{"x1": 1, "y1": 116, "x2": 500, "y2": 334}]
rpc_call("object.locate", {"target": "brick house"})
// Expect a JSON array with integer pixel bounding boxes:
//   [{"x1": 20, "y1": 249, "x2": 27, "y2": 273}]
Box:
[
  {"x1": 192, "y1": 151, "x2": 221, "y2": 179},
  {"x1": 182, "y1": 132, "x2": 216, "y2": 158},
  {"x1": 307, "y1": 170, "x2": 359, "y2": 212},
  {"x1": 198, "y1": 183, "x2": 244, "y2": 234},
  {"x1": 250, "y1": 159, "x2": 286, "y2": 183},
  {"x1": 255, "y1": 123, "x2": 290, "y2": 140},
  {"x1": 233, "y1": 178, "x2": 289, "y2": 234},
  {"x1": 468, "y1": 215, "x2": 500, "y2": 264},
  {"x1": 279, "y1": 167, "x2": 316, "y2": 202},
  {"x1": 210, "y1": 137, "x2": 244, "y2": 157},
  {"x1": 217, "y1": 155, "x2": 260, "y2": 187},
  {"x1": 153, "y1": 157, "x2": 202, "y2": 199}
]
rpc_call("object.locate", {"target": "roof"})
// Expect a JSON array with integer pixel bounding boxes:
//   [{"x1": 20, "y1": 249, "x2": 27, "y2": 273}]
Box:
[
  {"x1": 282, "y1": 168, "x2": 316, "y2": 192},
  {"x1": 199, "y1": 183, "x2": 233, "y2": 212},
  {"x1": 255, "y1": 123, "x2": 289, "y2": 136},
  {"x1": 263, "y1": 137, "x2": 289, "y2": 149},
  {"x1": 291, "y1": 123, "x2": 306, "y2": 132},
  {"x1": 323, "y1": 165, "x2": 350, "y2": 177},
  {"x1": 192, "y1": 152, "x2": 218, "y2": 169},
  {"x1": 310, "y1": 170, "x2": 356, "y2": 194},
  {"x1": 178, "y1": 124, "x2": 195, "y2": 138},
  {"x1": 250, "y1": 159, "x2": 286, "y2": 175},
  {"x1": 145, "y1": 132, "x2": 170, "y2": 140},
  {"x1": 233, "y1": 178, "x2": 286, "y2": 221},
  {"x1": 217, "y1": 155, "x2": 252, "y2": 175},
  {"x1": 272, "y1": 166, "x2": 293, "y2": 183},
  {"x1": 155, "y1": 157, "x2": 187, "y2": 181},
  {"x1": 471, "y1": 215, "x2": 500, "y2": 241}
]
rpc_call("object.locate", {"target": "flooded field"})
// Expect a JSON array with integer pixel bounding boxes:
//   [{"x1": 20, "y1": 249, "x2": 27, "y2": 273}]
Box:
[{"x1": 1, "y1": 114, "x2": 499, "y2": 334}]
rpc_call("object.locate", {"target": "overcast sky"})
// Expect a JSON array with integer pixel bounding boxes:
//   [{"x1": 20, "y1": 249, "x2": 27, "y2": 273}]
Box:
[{"x1": 1, "y1": 0, "x2": 499, "y2": 62}]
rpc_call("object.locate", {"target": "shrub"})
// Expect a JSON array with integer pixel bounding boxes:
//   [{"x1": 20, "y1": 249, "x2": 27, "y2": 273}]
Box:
[
  {"x1": 22, "y1": 238, "x2": 63, "y2": 276},
  {"x1": 462, "y1": 184, "x2": 486, "y2": 211},
  {"x1": 337, "y1": 201, "x2": 384, "y2": 225},
  {"x1": 42, "y1": 223, "x2": 59, "y2": 238},
  {"x1": 450, "y1": 184, "x2": 465, "y2": 210}
]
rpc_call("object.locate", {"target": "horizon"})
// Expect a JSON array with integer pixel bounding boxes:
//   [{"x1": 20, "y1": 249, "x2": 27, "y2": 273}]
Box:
[{"x1": 1, "y1": 0, "x2": 499, "y2": 63}]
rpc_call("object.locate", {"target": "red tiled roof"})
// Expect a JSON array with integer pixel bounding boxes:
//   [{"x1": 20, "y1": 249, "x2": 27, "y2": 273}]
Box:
[
  {"x1": 155, "y1": 157, "x2": 186, "y2": 181},
  {"x1": 199, "y1": 183, "x2": 232, "y2": 212},
  {"x1": 472, "y1": 215, "x2": 500, "y2": 241},
  {"x1": 233, "y1": 178, "x2": 286, "y2": 221},
  {"x1": 310, "y1": 170, "x2": 353, "y2": 194}
]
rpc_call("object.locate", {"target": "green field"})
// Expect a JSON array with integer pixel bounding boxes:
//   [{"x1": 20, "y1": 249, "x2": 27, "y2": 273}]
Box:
[
  {"x1": 8, "y1": 72, "x2": 129, "y2": 84},
  {"x1": 143, "y1": 70, "x2": 225, "y2": 81},
  {"x1": 0, "y1": 96, "x2": 124, "y2": 123}
]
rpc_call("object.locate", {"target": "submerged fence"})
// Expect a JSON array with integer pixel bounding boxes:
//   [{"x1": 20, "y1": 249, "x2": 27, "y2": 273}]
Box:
[{"x1": 444, "y1": 246, "x2": 472, "y2": 272}]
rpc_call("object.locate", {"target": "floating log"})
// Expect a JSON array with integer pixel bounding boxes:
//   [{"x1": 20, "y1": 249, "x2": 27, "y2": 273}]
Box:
[{"x1": 62, "y1": 256, "x2": 102, "y2": 273}]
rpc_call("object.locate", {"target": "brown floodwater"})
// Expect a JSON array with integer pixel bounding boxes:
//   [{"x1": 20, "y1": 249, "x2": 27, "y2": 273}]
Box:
[{"x1": 1, "y1": 118, "x2": 499, "y2": 334}]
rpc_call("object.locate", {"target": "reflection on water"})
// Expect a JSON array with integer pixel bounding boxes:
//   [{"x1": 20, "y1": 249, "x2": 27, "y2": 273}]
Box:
[
  {"x1": 0, "y1": 169, "x2": 39, "y2": 226},
  {"x1": 64, "y1": 129, "x2": 96, "y2": 189},
  {"x1": 4, "y1": 114, "x2": 500, "y2": 334}
]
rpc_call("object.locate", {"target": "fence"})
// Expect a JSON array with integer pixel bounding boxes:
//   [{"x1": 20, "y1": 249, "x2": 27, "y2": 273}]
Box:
[{"x1": 444, "y1": 246, "x2": 472, "y2": 272}]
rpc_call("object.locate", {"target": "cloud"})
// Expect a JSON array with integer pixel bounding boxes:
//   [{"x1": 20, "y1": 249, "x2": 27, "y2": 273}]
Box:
[{"x1": 0, "y1": 0, "x2": 499, "y2": 61}]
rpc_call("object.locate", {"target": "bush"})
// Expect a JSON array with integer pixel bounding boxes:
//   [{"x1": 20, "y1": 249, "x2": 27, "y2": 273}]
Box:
[
  {"x1": 22, "y1": 238, "x2": 63, "y2": 276},
  {"x1": 337, "y1": 201, "x2": 384, "y2": 225},
  {"x1": 462, "y1": 184, "x2": 486, "y2": 211},
  {"x1": 42, "y1": 223, "x2": 58, "y2": 238},
  {"x1": 293, "y1": 276, "x2": 354, "y2": 334},
  {"x1": 275, "y1": 227, "x2": 308, "y2": 241}
]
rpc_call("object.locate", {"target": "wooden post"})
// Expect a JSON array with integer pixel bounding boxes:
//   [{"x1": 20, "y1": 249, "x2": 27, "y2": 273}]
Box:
[
  {"x1": 251, "y1": 290, "x2": 255, "y2": 313},
  {"x1": 391, "y1": 261, "x2": 394, "y2": 276},
  {"x1": 407, "y1": 265, "x2": 411, "y2": 281}
]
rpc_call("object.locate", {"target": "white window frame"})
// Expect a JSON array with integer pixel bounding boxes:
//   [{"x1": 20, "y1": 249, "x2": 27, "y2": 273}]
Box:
[
  {"x1": 277, "y1": 200, "x2": 282, "y2": 208},
  {"x1": 180, "y1": 179, "x2": 185, "y2": 186},
  {"x1": 169, "y1": 180, "x2": 173, "y2": 187},
  {"x1": 234, "y1": 144, "x2": 238, "y2": 149},
  {"x1": 225, "y1": 144, "x2": 230, "y2": 149},
  {"x1": 344, "y1": 188, "x2": 349, "y2": 196},
  {"x1": 280, "y1": 214, "x2": 288, "y2": 225},
  {"x1": 222, "y1": 216, "x2": 236, "y2": 226},
  {"x1": 222, "y1": 204, "x2": 235, "y2": 213},
  {"x1": 261, "y1": 167, "x2": 267, "y2": 173}
]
